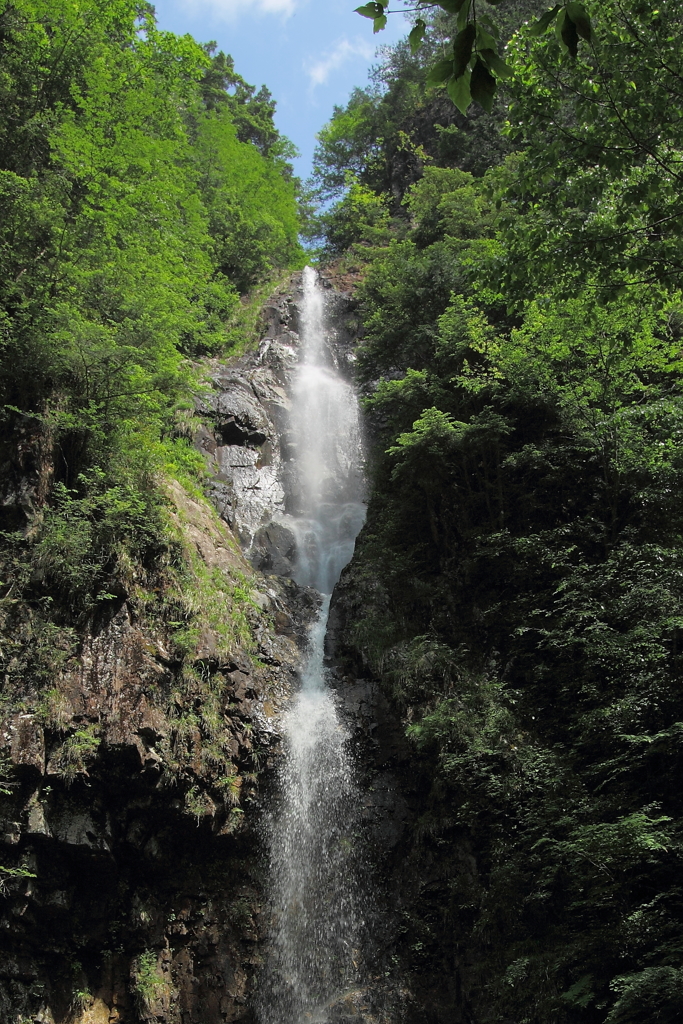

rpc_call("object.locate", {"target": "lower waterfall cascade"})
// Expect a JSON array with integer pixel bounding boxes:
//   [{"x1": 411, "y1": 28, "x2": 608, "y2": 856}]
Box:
[{"x1": 256, "y1": 267, "x2": 368, "y2": 1024}]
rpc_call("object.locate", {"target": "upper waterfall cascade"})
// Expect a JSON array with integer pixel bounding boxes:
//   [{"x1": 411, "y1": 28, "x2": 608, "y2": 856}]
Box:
[
  {"x1": 288, "y1": 269, "x2": 365, "y2": 593},
  {"x1": 257, "y1": 268, "x2": 368, "y2": 1024}
]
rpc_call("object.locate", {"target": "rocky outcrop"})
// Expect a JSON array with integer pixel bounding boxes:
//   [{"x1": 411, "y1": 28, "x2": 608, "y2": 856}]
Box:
[
  {"x1": 0, "y1": 459, "x2": 320, "y2": 1024},
  {"x1": 197, "y1": 274, "x2": 360, "y2": 567}
]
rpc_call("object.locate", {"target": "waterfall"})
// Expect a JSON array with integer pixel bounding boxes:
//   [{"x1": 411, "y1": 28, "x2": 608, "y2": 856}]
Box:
[{"x1": 256, "y1": 267, "x2": 367, "y2": 1024}]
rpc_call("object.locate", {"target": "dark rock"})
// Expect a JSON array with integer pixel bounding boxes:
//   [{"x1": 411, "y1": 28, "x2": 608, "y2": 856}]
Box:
[
  {"x1": 250, "y1": 521, "x2": 296, "y2": 576},
  {"x1": 51, "y1": 806, "x2": 111, "y2": 852},
  {"x1": 215, "y1": 385, "x2": 270, "y2": 447}
]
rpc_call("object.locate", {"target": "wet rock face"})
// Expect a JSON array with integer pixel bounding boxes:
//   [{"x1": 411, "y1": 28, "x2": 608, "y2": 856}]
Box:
[
  {"x1": 327, "y1": 573, "x2": 479, "y2": 1024},
  {"x1": 249, "y1": 522, "x2": 296, "y2": 578},
  {"x1": 195, "y1": 296, "x2": 296, "y2": 549},
  {"x1": 198, "y1": 273, "x2": 360, "y2": 562}
]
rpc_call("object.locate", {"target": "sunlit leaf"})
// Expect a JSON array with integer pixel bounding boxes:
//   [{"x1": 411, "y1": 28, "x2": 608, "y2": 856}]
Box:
[
  {"x1": 427, "y1": 58, "x2": 456, "y2": 86},
  {"x1": 447, "y1": 70, "x2": 472, "y2": 114}
]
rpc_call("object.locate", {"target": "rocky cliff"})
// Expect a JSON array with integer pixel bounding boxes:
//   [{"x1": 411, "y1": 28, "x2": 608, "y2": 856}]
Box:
[
  {"x1": 0, "y1": 270, "x2": 431, "y2": 1024},
  {"x1": 0, "y1": 473, "x2": 322, "y2": 1024},
  {"x1": 0, "y1": 276, "x2": 329, "y2": 1024}
]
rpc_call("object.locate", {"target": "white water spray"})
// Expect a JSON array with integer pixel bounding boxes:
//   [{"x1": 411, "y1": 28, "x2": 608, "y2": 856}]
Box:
[
  {"x1": 257, "y1": 268, "x2": 366, "y2": 1024},
  {"x1": 288, "y1": 269, "x2": 365, "y2": 594}
]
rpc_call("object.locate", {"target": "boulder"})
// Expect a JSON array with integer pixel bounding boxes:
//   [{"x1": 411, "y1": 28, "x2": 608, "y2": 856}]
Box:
[
  {"x1": 250, "y1": 522, "x2": 296, "y2": 577},
  {"x1": 214, "y1": 386, "x2": 270, "y2": 447}
]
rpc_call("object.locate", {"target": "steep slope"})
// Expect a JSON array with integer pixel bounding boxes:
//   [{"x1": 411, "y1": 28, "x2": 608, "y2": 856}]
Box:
[{"x1": 0, "y1": 444, "x2": 319, "y2": 1024}]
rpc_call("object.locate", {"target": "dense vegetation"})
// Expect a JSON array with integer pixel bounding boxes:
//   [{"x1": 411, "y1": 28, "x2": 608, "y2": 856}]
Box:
[
  {"x1": 0, "y1": 0, "x2": 300, "y2": 502},
  {"x1": 323, "y1": 2, "x2": 683, "y2": 1020},
  {"x1": 0, "y1": 0, "x2": 302, "y2": 860},
  {"x1": 353, "y1": 0, "x2": 596, "y2": 116},
  {"x1": 0, "y1": 0, "x2": 301, "y2": 657}
]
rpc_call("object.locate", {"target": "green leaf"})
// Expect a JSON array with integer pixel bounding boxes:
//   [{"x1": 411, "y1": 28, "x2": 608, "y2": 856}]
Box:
[
  {"x1": 561, "y1": 9, "x2": 579, "y2": 57},
  {"x1": 456, "y1": 1, "x2": 471, "y2": 32},
  {"x1": 0, "y1": 866, "x2": 36, "y2": 883},
  {"x1": 566, "y1": 1, "x2": 592, "y2": 40},
  {"x1": 354, "y1": 2, "x2": 384, "y2": 19},
  {"x1": 560, "y1": 975, "x2": 596, "y2": 1009},
  {"x1": 480, "y1": 48, "x2": 513, "y2": 80},
  {"x1": 436, "y1": 0, "x2": 468, "y2": 12},
  {"x1": 476, "y1": 24, "x2": 498, "y2": 51},
  {"x1": 447, "y1": 70, "x2": 472, "y2": 114},
  {"x1": 373, "y1": 13, "x2": 388, "y2": 32},
  {"x1": 427, "y1": 58, "x2": 456, "y2": 86},
  {"x1": 453, "y1": 24, "x2": 476, "y2": 78},
  {"x1": 470, "y1": 58, "x2": 496, "y2": 113},
  {"x1": 479, "y1": 14, "x2": 500, "y2": 38},
  {"x1": 408, "y1": 19, "x2": 427, "y2": 54},
  {"x1": 528, "y1": 4, "x2": 561, "y2": 36}
]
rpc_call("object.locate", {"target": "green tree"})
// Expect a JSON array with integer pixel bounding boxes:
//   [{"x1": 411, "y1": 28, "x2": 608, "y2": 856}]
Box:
[
  {"x1": 354, "y1": 0, "x2": 593, "y2": 112},
  {"x1": 0, "y1": 0, "x2": 302, "y2": 607},
  {"x1": 327, "y1": 6, "x2": 683, "y2": 1012}
]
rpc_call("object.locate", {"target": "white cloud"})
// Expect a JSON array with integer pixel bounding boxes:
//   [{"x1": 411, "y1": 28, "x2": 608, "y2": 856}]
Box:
[
  {"x1": 176, "y1": 0, "x2": 298, "y2": 21},
  {"x1": 306, "y1": 36, "x2": 374, "y2": 89}
]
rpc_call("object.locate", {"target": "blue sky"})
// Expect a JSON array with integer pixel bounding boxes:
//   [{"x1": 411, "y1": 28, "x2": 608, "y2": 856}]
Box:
[{"x1": 151, "y1": 0, "x2": 409, "y2": 181}]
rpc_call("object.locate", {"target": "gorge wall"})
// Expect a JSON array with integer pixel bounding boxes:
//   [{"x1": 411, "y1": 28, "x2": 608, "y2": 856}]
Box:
[
  {"x1": 0, "y1": 275, "x2": 331, "y2": 1024},
  {"x1": 0, "y1": 272, "x2": 425, "y2": 1024}
]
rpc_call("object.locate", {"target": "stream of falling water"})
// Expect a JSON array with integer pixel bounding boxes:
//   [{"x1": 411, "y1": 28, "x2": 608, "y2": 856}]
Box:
[{"x1": 256, "y1": 267, "x2": 367, "y2": 1024}]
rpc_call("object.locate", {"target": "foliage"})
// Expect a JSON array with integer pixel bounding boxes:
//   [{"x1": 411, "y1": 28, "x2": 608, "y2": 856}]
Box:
[
  {"x1": 326, "y1": 2, "x2": 683, "y2": 1019},
  {"x1": 500, "y1": 0, "x2": 683, "y2": 299},
  {"x1": 0, "y1": 754, "x2": 13, "y2": 798},
  {"x1": 310, "y1": 22, "x2": 512, "y2": 218},
  {"x1": 0, "y1": 0, "x2": 301, "y2": 701},
  {"x1": 194, "y1": 106, "x2": 301, "y2": 293},
  {"x1": 0, "y1": 756, "x2": 36, "y2": 894},
  {"x1": 0, "y1": 0, "x2": 302, "y2": 526},
  {"x1": 605, "y1": 967, "x2": 683, "y2": 1024},
  {"x1": 316, "y1": 177, "x2": 393, "y2": 253},
  {"x1": 132, "y1": 950, "x2": 165, "y2": 1011},
  {"x1": 355, "y1": 0, "x2": 593, "y2": 112},
  {"x1": 308, "y1": 7, "x2": 545, "y2": 251},
  {"x1": 51, "y1": 722, "x2": 101, "y2": 784},
  {"x1": 159, "y1": 525, "x2": 257, "y2": 661}
]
